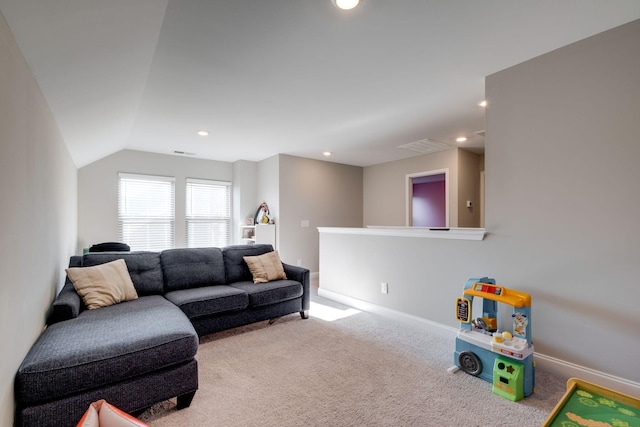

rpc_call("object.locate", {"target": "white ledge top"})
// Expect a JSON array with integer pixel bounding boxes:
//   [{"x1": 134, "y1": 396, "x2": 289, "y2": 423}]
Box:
[{"x1": 317, "y1": 226, "x2": 486, "y2": 241}]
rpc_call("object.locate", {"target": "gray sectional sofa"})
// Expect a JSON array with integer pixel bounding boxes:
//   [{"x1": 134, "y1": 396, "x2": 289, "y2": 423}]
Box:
[{"x1": 15, "y1": 244, "x2": 310, "y2": 427}]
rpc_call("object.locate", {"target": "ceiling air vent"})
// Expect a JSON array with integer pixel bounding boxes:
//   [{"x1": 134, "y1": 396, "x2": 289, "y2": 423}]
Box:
[
  {"x1": 173, "y1": 150, "x2": 196, "y2": 156},
  {"x1": 398, "y1": 139, "x2": 451, "y2": 154}
]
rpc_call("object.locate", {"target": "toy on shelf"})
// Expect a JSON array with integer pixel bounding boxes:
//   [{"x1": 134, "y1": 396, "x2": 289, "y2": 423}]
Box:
[
  {"x1": 452, "y1": 277, "x2": 535, "y2": 401},
  {"x1": 542, "y1": 378, "x2": 640, "y2": 427}
]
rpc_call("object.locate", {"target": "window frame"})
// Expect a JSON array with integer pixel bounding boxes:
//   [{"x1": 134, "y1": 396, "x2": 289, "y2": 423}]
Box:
[
  {"x1": 185, "y1": 178, "x2": 232, "y2": 248},
  {"x1": 118, "y1": 172, "x2": 176, "y2": 251}
]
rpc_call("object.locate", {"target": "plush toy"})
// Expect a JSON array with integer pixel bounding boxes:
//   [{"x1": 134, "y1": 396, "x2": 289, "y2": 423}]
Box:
[{"x1": 254, "y1": 202, "x2": 270, "y2": 225}]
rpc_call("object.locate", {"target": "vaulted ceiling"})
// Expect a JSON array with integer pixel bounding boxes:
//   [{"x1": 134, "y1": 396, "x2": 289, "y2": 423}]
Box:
[{"x1": 2, "y1": 1, "x2": 640, "y2": 168}]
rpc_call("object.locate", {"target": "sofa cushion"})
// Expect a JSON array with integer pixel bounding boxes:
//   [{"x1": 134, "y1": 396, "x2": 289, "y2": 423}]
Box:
[
  {"x1": 66, "y1": 259, "x2": 138, "y2": 309},
  {"x1": 82, "y1": 252, "x2": 164, "y2": 296},
  {"x1": 243, "y1": 250, "x2": 287, "y2": 284},
  {"x1": 161, "y1": 248, "x2": 226, "y2": 292},
  {"x1": 165, "y1": 285, "x2": 248, "y2": 319},
  {"x1": 230, "y1": 280, "x2": 303, "y2": 307},
  {"x1": 222, "y1": 244, "x2": 274, "y2": 284},
  {"x1": 15, "y1": 296, "x2": 198, "y2": 405}
]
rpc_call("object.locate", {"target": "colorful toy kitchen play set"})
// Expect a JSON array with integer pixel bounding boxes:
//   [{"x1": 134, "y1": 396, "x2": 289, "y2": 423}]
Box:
[{"x1": 453, "y1": 277, "x2": 535, "y2": 401}]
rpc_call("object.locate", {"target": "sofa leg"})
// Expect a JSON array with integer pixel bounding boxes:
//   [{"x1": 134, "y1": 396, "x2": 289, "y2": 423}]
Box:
[
  {"x1": 177, "y1": 391, "x2": 196, "y2": 409},
  {"x1": 300, "y1": 310, "x2": 309, "y2": 319}
]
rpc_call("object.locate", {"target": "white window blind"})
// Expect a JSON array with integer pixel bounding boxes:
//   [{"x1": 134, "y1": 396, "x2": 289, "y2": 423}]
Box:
[
  {"x1": 186, "y1": 178, "x2": 231, "y2": 248},
  {"x1": 118, "y1": 173, "x2": 175, "y2": 251}
]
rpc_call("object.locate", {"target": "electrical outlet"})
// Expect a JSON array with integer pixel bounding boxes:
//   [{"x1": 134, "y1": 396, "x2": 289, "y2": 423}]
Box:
[
  {"x1": 381, "y1": 282, "x2": 388, "y2": 294},
  {"x1": 297, "y1": 259, "x2": 302, "y2": 266}
]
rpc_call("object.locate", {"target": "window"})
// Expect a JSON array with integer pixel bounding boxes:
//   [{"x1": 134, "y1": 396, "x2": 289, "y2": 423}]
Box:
[
  {"x1": 186, "y1": 178, "x2": 231, "y2": 248},
  {"x1": 118, "y1": 173, "x2": 175, "y2": 251}
]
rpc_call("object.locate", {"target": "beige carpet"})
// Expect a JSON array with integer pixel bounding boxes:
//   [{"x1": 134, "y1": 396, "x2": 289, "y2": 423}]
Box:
[{"x1": 140, "y1": 292, "x2": 566, "y2": 426}]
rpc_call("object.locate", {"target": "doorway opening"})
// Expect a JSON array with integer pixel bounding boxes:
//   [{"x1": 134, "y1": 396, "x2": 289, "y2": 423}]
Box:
[{"x1": 406, "y1": 169, "x2": 449, "y2": 227}]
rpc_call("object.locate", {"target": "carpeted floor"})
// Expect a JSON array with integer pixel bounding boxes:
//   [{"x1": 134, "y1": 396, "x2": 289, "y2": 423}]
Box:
[{"x1": 139, "y1": 288, "x2": 566, "y2": 426}]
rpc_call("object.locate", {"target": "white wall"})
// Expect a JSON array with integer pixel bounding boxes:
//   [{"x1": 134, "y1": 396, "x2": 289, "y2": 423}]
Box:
[
  {"x1": 484, "y1": 18, "x2": 640, "y2": 380},
  {"x1": 0, "y1": 13, "x2": 77, "y2": 426},
  {"x1": 256, "y1": 155, "x2": 280, "y2": 246},
  {"x1": 457, "y1": 149, "x2": 481, "y2": 227},
  {"x1": 78, "y1": 151, "x2": 363, "y2": 273},
  {"x1": 232, "y1": 160, "x2": 258, "y2": 244},
  {"x1": 321, "y1": 19, "x2": 640, "y2": 388},
  {"x1": 364, "y1": 148, "x2": 459, "y2": 227},
  {"x1": 278, "y1": 155, "x2": 363, "y2": 271},
  {"x1": 78, "y1": 150, "x2": 232, "y2": 251}
]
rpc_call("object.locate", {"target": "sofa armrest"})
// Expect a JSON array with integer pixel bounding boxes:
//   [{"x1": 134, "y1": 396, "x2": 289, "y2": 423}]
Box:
[
  {"x1": 282, "y1": 263, "x2": 310, "y2": 311},
  {"x1": 46, "y1": 280, "x2": 83, "y2": 325}
]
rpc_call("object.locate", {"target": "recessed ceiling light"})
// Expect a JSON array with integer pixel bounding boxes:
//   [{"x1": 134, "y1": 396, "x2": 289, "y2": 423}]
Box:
[
  {"x1": 332, "y1": 0, "x2": 360, "y2": 10},
  {"x1": 197, "y1": 130, "x2": 209, "y2": 136},
  {"x1": 478, "y1": 100, "x2": 488, "y2": 108},
  {"x1": 456, "y1": 137, "x2": 468, "y2": 143},
  {"x1": 323, "y1": 151, "x2": 332, "y2": 156}
]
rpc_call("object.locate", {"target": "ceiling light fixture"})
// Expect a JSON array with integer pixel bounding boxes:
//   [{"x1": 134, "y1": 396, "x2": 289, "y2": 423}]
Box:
[
  {"x1": 332, "y1": 0, "x2": 360, "y2": 10},
  {"x1": 197, "y1": 130, "x2": 209, "y2": 136},
  {"x1": 323, "y1": 151, "x2": 332, "y2": 156},
  {"x1": 478, "y1": 100, "x2": 488, "y2": 108},
  {"x1": 456, "y1": 137, "x2": 468, "y2": 143}
]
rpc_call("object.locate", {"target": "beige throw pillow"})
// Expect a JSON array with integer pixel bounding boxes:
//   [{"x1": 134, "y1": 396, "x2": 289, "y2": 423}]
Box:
[
  {"x1": 66, "y1": 259, "x2": 138, "y2": 309},
  {"x1": 243, "y1": 251, "x2": 287, "y2": 284}
]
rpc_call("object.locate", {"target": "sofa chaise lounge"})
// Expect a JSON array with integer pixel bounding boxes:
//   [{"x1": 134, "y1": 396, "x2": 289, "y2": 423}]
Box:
[{"x1": 14, "y1": 244, "x2": 310, "y2": 427}]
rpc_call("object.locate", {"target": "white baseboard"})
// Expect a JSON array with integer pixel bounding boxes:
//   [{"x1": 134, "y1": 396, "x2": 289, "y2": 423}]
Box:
[
  {"x1": 533, "y1": 354, "x2": 640, "y2": 398},
  {"x1": 318, "y1": 288, "x2": 640, "y2": 399},
  {"x1": 318, "y1": 287, "x2": 458, "y2": 339}
]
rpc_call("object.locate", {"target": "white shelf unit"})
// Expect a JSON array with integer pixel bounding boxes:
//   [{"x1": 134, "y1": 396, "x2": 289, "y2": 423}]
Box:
[
  {"x1": 239, "y1": 225, "x2": 256, "y2": 244},
  {"x1": 240, "y1": 224, "x2": 276, "y2": 247},
  {"x1": 255, "y1": 224, "x2": 276, "y2": 248}
]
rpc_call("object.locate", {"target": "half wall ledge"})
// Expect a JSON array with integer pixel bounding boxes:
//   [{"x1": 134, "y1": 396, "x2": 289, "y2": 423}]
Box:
[{"x1": 317, "y1": 226, "x2": 486, "y2": 241}]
